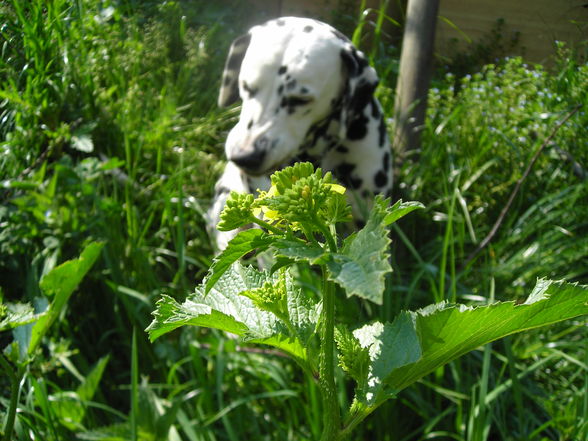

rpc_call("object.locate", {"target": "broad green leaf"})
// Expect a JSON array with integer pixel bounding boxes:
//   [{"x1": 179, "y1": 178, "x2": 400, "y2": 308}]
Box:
[
  {"x1": 353, "y1": 312, "x2": 422, "y2": 404},
  {"x1": 386, "y1": 279, "x2": 588, "y2": 395},
  {"x1": 273, "y1": 238, "x2": 326, "y2": 264},
  {"x1": 205, "y1": 229, "x2": 276, "y2": 294},
  {"x1": 29, "y1": 242, "x2": 104, "y2": 354},
  {"x1": 327, "y1": 198, "x2": 392, "y2": 304},
  {"x1": 148, "y1": 264, "x2": 318, "y2": 366},
  {"x1": 383, "y1": 200, "x2": 425, "y2": 226}
]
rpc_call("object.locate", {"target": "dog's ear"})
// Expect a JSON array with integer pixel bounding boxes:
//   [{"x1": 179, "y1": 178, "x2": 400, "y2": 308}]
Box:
[
  {"x1": 338, "y1": 44, "x2": 380, "y2": 141},
  {"x1": 218, "y1": 33, "x2": 252, "y2": 108}
]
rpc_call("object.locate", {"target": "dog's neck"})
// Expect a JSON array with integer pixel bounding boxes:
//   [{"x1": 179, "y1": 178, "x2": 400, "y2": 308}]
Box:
[{"x1": 298, "y1": 102, "x2": 345, "y2": 163}]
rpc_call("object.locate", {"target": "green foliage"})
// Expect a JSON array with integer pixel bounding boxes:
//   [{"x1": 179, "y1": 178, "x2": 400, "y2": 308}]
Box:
[
  {"x1": 1, "y1": 0, "x2": 587, "y2": 439},
  {"x1": 148, "y1": 163, "x2": 588, "y2": 440}
]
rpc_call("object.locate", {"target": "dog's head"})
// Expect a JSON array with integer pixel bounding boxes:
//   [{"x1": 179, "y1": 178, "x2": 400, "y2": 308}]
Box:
[{"x1": 218, "y1": 17, "x2": 380, "y2": 176}]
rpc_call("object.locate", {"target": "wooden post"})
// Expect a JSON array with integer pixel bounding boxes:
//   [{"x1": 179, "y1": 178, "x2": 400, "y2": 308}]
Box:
[{"x1": 393, "y1": 0, "x2": 440, "y2": 157}]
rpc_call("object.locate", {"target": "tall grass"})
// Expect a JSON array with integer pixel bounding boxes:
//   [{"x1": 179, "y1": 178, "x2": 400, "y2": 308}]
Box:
[{"x1": 1, "y1": 0, "x2": 587, "y2": 440}]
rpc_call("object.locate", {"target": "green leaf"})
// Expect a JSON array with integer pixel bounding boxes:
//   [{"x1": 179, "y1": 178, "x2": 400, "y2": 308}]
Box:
[
  {"x1": 205, "y1": 229, "x2": 276, "y2": 294},
  {"x1": 148, "y1": 264, "x2": 318, "y2": 366},
  {"x1": 327, "y1": 198, "x2": 392, "y2": 304},
  {"x1": 77, "y1": 355, "x2": 110, "y2": 402},
  {"x1": 29, "y1": 242, "x2": 104, "y2": 355},
  {"x1": 0, "y1": 302, "x2": 37, "y2": 331},
  {"x1": 353, "y1": 312, "x2": 422, "y2": 404},
  {"x1": 273, "y1": 238, "x2": 326, "y2": 264},
  {"x1": 386, "y1": 279, "x2": 588, "y2": 394},
  {"x1": 383, "y1": 199, "x2": 425, "y2": 226},
  {"x1": 52, "y1": 356, "x2": 110, "y2": 431}
]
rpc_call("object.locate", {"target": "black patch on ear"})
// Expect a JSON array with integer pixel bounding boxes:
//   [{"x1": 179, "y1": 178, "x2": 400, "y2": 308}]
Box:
[
  {"x1": 340, "y1": 47, "x2": 368, "y2": 78},
  {"x1": 278, "y1": 65, "x2": 288, "y2": 75},
  {"x1": 303, "y1": 25, "x2": 313, "y2": 32},
  {"x1": 219, "y1": 33, "x2": 252, "y2": 107},
  {"x1": 374, "y1": 170, "x2": 388, "y2": 188}
]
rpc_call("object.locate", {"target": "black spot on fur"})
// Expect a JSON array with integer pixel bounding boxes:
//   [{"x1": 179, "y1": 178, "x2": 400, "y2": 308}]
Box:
[
  {"x1": 347, "y1": 115, "x2": 368, "y2": 140},
  {"x1": 336, "y1": 162, "x2": 362, "y2": 189},
  {"x1": 278, "y1": 84, "x2": 284, "y2": 95},
  {"x1": 223, "y1": 75, "x2": 232, "y2": 86},
  {"x1": 378, "y1": 117, "x2": 387, "y2": 147},
  {"x1": 371, "y1": 98, "x2": 380, "y2": 118},
  {"x1": 303, "y1": 25, "x2": 313, "y2": 33},
  {"x1": 383, "y1": 152, "x2": 390, "y2": 171},
  {"x1": 374, "y1": 170, "x2": 388, "y2": 188},
  {"x1": 336, "y1": 145, "x2": 349, "y2": 154},
  {"x1": 300, "y1": 87, "x2": 309, "y2": 94},
  {"x1": 350, "y1": 177, "x2": 363, "y2": 189},
  {"x1": 286, "y1": 79, "x2": 297, "y2": 90},
  {"x1": 247, "y1": 120, "x2": 253, "y2": 129},
  {"x1": 350, "y1": 80, "x2": 378, "y2": 114},
  {"x1": 276, "y1": 19, "x2": 286, "y2": 26},
  {"x1": 278, "y1": 65, "x2": 288, "y2": 75},
  {"x1": 336, "y1": 162, "x2": 355, "y2": 178},
  {"x1": 304, "y1": 118, "x2": 331, "y2": 148}
]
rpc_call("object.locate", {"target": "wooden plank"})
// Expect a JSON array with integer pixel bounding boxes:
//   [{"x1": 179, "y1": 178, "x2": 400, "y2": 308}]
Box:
[{"x1": 437, "y1": 0, "x2": 588, "y2": 63}]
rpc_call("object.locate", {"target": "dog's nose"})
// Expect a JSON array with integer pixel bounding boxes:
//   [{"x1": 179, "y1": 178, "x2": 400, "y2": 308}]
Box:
[{"x1": 230, "y1": 148, "x2": 266, "y2": 171}]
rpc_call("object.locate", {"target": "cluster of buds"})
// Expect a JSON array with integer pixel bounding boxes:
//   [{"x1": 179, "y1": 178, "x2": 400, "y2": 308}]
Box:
[{"x1": 218, "y1": 162, "x2": 351, "y2": 237}]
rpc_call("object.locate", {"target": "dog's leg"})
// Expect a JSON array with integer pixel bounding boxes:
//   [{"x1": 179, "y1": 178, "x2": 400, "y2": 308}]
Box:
[
  {"x1": 207, "y1": 161, "x2": 271, "y2": 252},
  {"x1": 206, "y1": 161, "x2": 250, "y2": 251}
]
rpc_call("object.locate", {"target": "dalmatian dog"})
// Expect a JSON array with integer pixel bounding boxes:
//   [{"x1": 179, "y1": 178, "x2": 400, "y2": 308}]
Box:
[{"x1": 208, "y1": 17, "x2": 393, "y2": 250}]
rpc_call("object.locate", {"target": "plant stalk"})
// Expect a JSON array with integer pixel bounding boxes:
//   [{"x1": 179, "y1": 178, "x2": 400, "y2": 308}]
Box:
[
  {"x1": 0, "y1": 354, "x2": 23, "y2": 441},
  {"x1": 318, "y1": 272, "x2": 340, "y2": 441}
]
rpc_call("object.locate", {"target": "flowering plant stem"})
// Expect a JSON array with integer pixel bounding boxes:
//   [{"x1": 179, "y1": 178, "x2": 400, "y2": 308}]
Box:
[
  {"x1": 147, "y1": 163, "x2": 588, "y2": 440},
  {"x1": 319, "y1": 270, "x2": 340, "y2": 441}
]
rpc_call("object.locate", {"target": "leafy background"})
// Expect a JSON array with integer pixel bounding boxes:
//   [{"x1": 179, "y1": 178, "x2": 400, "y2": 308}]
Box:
[{"x1": 1, "y1": 0, "x2": 587, "y2": 440}]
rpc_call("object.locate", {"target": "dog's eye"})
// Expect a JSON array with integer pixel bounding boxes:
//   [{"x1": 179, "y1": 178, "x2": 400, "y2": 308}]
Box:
[
  {"x1": 286, "y1": 96, "x2": 313, "y2": 107},
  {"x1": 242, "y1": 82, "x2": 258, "y2": 97}
]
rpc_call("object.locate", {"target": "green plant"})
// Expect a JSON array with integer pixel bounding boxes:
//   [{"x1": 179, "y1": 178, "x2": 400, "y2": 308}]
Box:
[
  {"x1": 148, "y1": 163, "x2": 588, "y2": 440},
  {"x1": 1, "y1": 242, "x2": 103, "y2": 441}
]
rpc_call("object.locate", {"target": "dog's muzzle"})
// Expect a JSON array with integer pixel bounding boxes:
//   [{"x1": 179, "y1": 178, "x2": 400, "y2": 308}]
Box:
[{"x1": 228, "y1": 135, "x2": 280, "y2": 175}]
